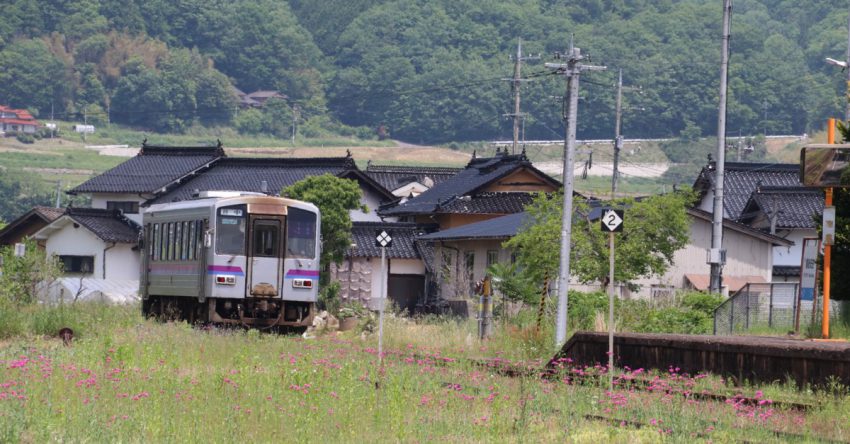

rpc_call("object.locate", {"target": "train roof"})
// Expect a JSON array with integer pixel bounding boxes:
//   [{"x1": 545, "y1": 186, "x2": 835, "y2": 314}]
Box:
[{"x1": 144, "y1": 194, "x2": 318, "y2": 215}]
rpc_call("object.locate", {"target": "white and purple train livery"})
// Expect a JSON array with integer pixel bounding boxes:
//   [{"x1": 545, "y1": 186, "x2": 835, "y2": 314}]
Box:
[{"x1": 140, "y1": 192, "x2": 320, "y2": 328}]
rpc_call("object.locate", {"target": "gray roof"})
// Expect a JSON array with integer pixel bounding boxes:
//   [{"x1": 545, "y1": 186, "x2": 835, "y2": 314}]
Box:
[
  {"x1": 381, "y1": 153, "x2": 559, "y2": 216},
  {"x1": 65, "y1": 208, "x2": 140, "y2": 243},
  {"x1": 148, "y1": 156, "x2": 357, "y2": 204},
  {"x1": 437, "y1": 192, "x2": 535, "y2": 214},
  {"x1": 69, "y1": 143, "x2": 224, "y2": 195},
  {"x1": 739, "y1": 186, "x2": 824, "y2": 229},
  {"x1": 348, "y1": 222, "x2": 436, "y2": 259},
  {"x1": 365, "y1": 164, "x2": 461, "y2": 192},
  {"x1": 693, "y1": 162, "x2": 801, "y2": 220},
  {"x1": 418, "y1": 212, "x2": 529, "y2": 241}
]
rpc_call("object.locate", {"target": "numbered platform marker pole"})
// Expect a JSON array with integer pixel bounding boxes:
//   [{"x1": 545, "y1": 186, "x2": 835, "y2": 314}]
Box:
[
  {"x1": 374, "y1": 230, "x2": 393, "y2": 370},
  {"x1": 600, "y1": 208, "x2": 624, "y2": 390}
]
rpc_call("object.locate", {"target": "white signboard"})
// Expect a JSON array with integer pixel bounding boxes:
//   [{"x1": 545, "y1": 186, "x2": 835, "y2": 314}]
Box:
[{"x1": 799, "y1": 238, "x2": 818, "y2": 301}]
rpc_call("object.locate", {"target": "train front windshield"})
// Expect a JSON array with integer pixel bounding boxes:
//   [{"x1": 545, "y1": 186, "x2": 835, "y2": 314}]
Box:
[
  {"x1": 216, "y1": 205, "x2": 246, "y2": 255},
  {"x1": 286, "y1": 207, "x2": 317, "y2": 259}
]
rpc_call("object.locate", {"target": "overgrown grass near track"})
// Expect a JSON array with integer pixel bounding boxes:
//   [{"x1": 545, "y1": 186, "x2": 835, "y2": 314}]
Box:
[{"x1": 1, "y1": 303, "x2": 848, "y2": 442}]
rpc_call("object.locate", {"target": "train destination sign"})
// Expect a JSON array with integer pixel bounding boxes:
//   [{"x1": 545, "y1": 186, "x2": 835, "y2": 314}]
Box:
[{"x1": 800, "y1": 144, "x2": 850, "y2": 187}]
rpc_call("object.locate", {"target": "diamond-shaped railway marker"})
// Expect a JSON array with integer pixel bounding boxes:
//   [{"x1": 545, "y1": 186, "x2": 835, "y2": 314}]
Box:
[
  {"x1": 375, "y1": 230, "x2": 393, "y2": 248},
  {"x1": 601, "y1": 209, "x2": 624, "y2": 233}
]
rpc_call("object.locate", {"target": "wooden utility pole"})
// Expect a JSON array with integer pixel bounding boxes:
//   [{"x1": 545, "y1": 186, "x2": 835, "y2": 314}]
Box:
[
  {"x1": 709, "y1": 0, "x2": 732, "y2": 294},
  {"x1": 546, "y1": 39, "x2": 606, "y2": 347}
]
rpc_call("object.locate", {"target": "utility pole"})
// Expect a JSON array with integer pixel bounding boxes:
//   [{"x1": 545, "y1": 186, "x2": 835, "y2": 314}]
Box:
[
  {"x1": 612, "y1": 69, "x2": 623, "y2": 196},
  {"x1": 291, "y1": 104, "x2": 300, "y2": 145},
  {"x1": 845, "y1": 10, "x2": 850, "y2": 123},
  {"x1": 546, "y1": 39, "x2": 606, "y2": 347},
  {"x1": 503, "y1": 38, "x2": 539, "y2": 155},
  {"x1": 709, "y1": 0, "x2": 732, "y2": 294}
]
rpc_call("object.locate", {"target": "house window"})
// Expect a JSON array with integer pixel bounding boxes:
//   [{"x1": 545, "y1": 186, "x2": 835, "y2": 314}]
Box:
[
  {"x1": 60, "y1": 255, "x2": 94, "y2": 274},
  {"x1": 106, "y1": 201, "x2": 139, "y2": 214},
  {"x1": 486, "y1": 250, "x2": 499, "y2": 267}
]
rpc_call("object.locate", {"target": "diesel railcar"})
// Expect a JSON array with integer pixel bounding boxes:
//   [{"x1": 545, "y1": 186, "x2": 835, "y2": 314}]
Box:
[{"x1": 140, "y1": 192, "x2": 320, "y2": 328}]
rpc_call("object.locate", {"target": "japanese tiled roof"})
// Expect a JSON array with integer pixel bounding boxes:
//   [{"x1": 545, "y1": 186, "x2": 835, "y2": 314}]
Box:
[
  {"x1": 693, "y1": 162, "x2": 801, "y2": 220},
  {"x1": 739, "y1": 186, "x2": 824, "y2": 229},
  {"x1": 436, "y1": 192, "x2": 535, "y2": 214},
  {"x1": 148, "y1": 156, "x2": 357, "y2": 204},
  {"x1": 65, "y1": 208, "x2": 140, "y2": 243},
  {"x1": 347, "y1": 222, "x2": 437, "y2": 259},
  {"x1": 418, "y1": 212, "x2": 530, "y2": 241},
  {"x1": 365, "y1": 164, "x2": 462, "y2": 192},
  {"x1": 69, "y1": 143, "x2": 225, "y2": 195},
  {"x1": 380, "y1": 152, "x2": 559, "y2": 216},
  {"x1": 0, "y1": 206, "x2": 65, "y2": 245}
]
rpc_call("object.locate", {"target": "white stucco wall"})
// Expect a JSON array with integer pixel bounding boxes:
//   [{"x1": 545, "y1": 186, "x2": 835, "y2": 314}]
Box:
[
  {"x1": 45, "y1": 223, "x2": 105, "y2": 279},
  {"x1": 90, "y1": 193, "x2": 146, "y2": 225},
  {"x1": 351, "y1": 189, "x2": 385, "y2": 222},
  {"x1": 772, "y1": 229, "x2": 816, "y2": 267},
  {"x1": 105, "y1": 243, "x2": 141, "y2": 280},
  {"x1": 390, "y1": 258, "x2": 425, "y2": 275},
  {"x1": 43, "y1": 222, "x2": 140, "y2": 281},
  {"x1": 632, "y1": 216, "x2": 775, "y2": 297}
]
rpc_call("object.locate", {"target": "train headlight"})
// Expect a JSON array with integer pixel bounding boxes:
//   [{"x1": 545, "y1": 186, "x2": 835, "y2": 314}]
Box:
[
  {"x1": 216, "y1": 275, "x2": 236, "y2": 285},
  {"x1": 293, "y1": 279, "x2": 313, "y2": 289}
]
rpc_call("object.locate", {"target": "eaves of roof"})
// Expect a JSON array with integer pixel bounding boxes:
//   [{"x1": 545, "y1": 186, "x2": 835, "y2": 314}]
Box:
[{"x1": 686, "y1": 207, "x2": 793, "y2": 246}]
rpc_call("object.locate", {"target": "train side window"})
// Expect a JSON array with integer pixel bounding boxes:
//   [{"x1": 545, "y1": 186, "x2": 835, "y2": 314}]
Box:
[
  {"x1": 183, "y1": 222, "x2": 191, "y2": 260},
  {"x1": 252, "y1": 220, "x2": 279, "y2": 257},
  {"x1": 286, "y1": 207, "x2": 317, "y2": 259},
  {"x1": 167, "y1": 222, "x2": 175, "y2": 261},
  {"x1": 175, "y1": 222, "x2": 183, "y2": 261},
  {"x1": 151, "y1": 224, "x2": 159, "y2": 261},
  {"x1": 188, "y1": 221, "x2": 196, "y2": 260}
]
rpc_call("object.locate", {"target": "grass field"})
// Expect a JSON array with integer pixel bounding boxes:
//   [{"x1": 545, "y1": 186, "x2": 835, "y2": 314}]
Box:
[{"x1": 0, "y1": 303, "x2": 848, "y2": 443}]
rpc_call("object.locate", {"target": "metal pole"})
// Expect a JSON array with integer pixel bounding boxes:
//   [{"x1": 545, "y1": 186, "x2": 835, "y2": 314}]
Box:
[
  {"x1": 555, "y1": 48, "x2": 581, "y2": 347},
  {"x1": 710, "y1": 0, "x2": 732, "y2": 293},
  {"x1": 768, "y1": 283, "x2": 774, "y2": 328},
  {"x1": 608, "y1": 231, "x2": 615, "y2": 391},
  {"x1": 825, "y1": 119, "x2": 835, "y2": 339},
  {"x1": 378, "y1": 246, "x2": 386, "y2": 366}
]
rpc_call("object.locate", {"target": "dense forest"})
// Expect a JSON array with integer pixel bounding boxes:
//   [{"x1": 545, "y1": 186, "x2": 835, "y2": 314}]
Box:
[{"x1": 1, "y1": 0, "x2": 849, "y2": 143}]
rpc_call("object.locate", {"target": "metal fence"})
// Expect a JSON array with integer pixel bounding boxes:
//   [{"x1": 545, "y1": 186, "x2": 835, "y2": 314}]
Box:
[
  {"x1": 713, "y1": 283, "x2": 847, "y2": 335},
  {"x1": 714, "y1": 283, "x2": 800, "y2": 335}
]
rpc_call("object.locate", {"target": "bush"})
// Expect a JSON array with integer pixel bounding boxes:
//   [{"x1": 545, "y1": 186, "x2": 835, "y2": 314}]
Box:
[
  {"x1": 319, "y1": 281, "x2": 341, "y2": 315},
  {"x1": 15, "y1": 133, "x2": 34, "y2": 144}
]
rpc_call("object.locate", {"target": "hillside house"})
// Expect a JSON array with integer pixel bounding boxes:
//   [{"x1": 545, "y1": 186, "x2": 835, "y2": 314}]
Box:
[{"x1": 0, "y1": 105, "x2": 39, "y2": 134}]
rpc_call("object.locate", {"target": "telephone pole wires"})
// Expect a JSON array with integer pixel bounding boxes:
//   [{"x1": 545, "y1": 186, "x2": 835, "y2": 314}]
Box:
[
  {"x1": 546, "y1": 39, "x2": 606, "y2": 347},
  {"x1": 504, "y1": 38, "x2": 539, "y2": 154},
  {"x1": 709, "y1": 0, "x2": 732, "y2": 294}
]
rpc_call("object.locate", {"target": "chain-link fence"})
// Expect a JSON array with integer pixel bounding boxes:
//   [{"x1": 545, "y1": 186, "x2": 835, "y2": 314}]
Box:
[
  {"x1": 713, "y1": 283, "x2": 848, "y2": 335},
  {"x1": 713, "y1": 283, "x2": 799, "y2": 335}
]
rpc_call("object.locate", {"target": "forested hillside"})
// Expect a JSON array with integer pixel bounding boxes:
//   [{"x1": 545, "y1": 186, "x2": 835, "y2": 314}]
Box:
[{"x1": 1, "y1": 0, "x2": 848, "y2": 143}]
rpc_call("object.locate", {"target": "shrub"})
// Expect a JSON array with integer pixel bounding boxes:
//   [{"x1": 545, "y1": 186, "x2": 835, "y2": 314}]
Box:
[
  {"x1": 319, "y1": 281, "x2": 341, "y2": 315},
  {"x1": 15, "y1": 133, "x2": 34, "y2": 144}
]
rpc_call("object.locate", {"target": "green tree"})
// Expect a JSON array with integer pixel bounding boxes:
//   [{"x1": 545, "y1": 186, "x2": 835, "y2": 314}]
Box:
[
  {"x1": 505, "y1": 191, "x2": 692, "y2": 290},
  {"x1": 0, "y1": 239, "x2": 63, "y2": 305},
  {"x1": 0, "y1": 39, "x2": 70, "y2": 113},
  {"x1": 281, "y1": 174, "x2": 366, "y2": 282}
]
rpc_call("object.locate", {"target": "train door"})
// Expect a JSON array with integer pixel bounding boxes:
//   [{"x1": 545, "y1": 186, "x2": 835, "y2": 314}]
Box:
[{"x1": 246, "y1": 215, "x2": 284, "y2": 297}]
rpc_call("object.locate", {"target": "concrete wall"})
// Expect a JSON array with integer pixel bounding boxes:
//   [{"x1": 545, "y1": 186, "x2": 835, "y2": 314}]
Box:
[{"x1": 351, "y1": 188, "x2": 389, "y2": 222}]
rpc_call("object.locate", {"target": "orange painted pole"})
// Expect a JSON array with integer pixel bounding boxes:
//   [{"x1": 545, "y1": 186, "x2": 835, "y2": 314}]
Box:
[{"x1": 824, "y1": 118, "x2": 835, "y2": 339}]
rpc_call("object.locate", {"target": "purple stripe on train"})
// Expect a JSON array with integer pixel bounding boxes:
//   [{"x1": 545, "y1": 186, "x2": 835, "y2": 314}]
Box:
[
  {"x1": 207, "y1": 265, "x2": 245, "y2": 276},
  {"x1": 285, "y1": 269, "x2": 319, "y2": 279}
]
